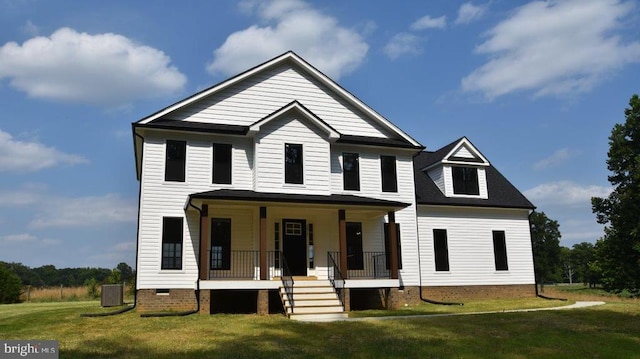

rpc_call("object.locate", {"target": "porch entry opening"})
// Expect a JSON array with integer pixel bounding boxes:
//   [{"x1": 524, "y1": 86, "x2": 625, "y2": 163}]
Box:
[{"x1": 283, "y1": 219, "x2": 307, "y2": 276}]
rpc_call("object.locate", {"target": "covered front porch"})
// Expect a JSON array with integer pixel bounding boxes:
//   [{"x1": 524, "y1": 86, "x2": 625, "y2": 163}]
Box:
[{"x1": 187, "y1": 189, "x2": 405, "y2": 294}]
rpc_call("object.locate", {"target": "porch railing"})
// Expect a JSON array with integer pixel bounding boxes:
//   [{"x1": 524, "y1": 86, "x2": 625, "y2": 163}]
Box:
[
  {"x1": 209, "y1": 250, "x2": 259, "y2": 279},
  {"x1": 329, "y1": 251, "x2": 390, "y2": 279},
  {"x1": 327, "y1": 252, "x2": 345, "y2": 308}
]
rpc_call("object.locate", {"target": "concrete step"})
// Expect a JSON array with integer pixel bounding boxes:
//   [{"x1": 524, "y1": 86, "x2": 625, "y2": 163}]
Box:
[
  {"x1": 283, "y1": 292, "x2": 338, "y2": 301},
  {"x1": 292, "y1": 280, "x2": 331, "y2": 287},
  {"x1": 289, "y1": 312, "x2": 349, "y2": 322},
  {"x1": 288, "y1": 286, "x2": 335, "y2": 294},
  {"x1": 288, "y1": 305, "x2": 344, "y2": 314},
  {"x1": 283, "y1": 299, "x2": 342, "y2": 307}
]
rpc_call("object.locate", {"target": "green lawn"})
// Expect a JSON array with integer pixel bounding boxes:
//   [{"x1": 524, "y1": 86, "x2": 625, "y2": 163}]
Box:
[{"x1": 0, "y1": 296, "x2": 639, "y2": 358}]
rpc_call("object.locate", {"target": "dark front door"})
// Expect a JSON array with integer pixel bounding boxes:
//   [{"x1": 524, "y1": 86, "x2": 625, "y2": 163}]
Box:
[{"x1": 282, "y1": 219, "x2": 307, "y2": 276}]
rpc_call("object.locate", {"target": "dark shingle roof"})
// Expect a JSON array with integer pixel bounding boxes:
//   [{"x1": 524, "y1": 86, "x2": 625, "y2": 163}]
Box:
[
  {"x1": 414, "y1": 150, "x2": 535, "y2": 209},
  {"x1": 137, "y1": 119, "x2": 249, "y2": 135},
  {"x1": 338, "y1": 135, "x2": 423, "y2": 149},
  {"x1": 190, "y1": 189, "x2": 409, "y2": 208}
]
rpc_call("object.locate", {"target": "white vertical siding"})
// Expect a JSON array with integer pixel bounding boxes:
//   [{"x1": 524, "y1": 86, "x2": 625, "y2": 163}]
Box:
[
  {"x1": 254, "y1": 116, "x2": 331, "y2": 195},
  {"x1": 417, "y1": 206, "x2": 535, "y2": 286},
  {"x1": 170, "y1": 65, "x2": 389, "y2": 138}
]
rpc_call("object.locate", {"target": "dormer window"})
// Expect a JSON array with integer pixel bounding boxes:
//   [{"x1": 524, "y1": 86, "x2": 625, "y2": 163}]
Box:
[{"x1": 452, "y1": 167, "x2": 479, "y2": 195}]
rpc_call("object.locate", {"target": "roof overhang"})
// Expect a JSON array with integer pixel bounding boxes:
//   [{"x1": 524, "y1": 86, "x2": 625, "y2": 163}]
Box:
[{"x1": 186, "y1": 189, "x2": 409, "y2": 211}]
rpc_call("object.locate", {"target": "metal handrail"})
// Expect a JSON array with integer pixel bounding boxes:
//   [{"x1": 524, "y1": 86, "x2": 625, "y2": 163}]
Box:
[
  {"x1": 327, "y1": 252, "x2": 345, "y2": 308},
  {"x1": 279, "y1": 251, "x2": 294, "y2": 312},
  {"x1": 208, "y1": 250, "x2": 259, "y2": 279},
  {"x1": 329, "y1": 251, "x2": 390, "y2": 279}
]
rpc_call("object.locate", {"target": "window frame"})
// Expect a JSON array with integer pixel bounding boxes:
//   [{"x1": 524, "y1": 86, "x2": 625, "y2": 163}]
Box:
[
  {"x1": 165, "y1": 140, "x2": 186, "y2": 182},
  {"x1": 212, "y1": 143, "x2": 232, "y2": 185},
  {"x1": 433, "y1": 229, "x2": 450, "y2": 272},
  {"x1": 452, "y1": 166, "x2": 480, "y2": 195},
  {"x1": 380, "y1": 155, "x2": 398, "y2": 192},
  {"x1": 342, "y1": 152, "x2": 360, "y2": 191},
  {"x1": 211, "y1": 218, "x2": 232, "y2": 270},
  {"x1": 161, "y1": 217, "x2": 183, "y2": 270},
  {"x1": 492, "y1": 230, "x2": 509, "y2": 271},
  {"x1": 284, "y1": 143, "x2": 303, "y2": 184}
]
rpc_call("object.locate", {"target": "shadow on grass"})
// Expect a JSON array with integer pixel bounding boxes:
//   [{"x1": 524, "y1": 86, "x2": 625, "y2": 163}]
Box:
[{"x1": 62, "y1": 306, "x2": 640, "y2": 359}]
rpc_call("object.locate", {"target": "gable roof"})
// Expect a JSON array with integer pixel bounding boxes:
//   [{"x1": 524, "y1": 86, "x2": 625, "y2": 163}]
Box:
[
  {"x1": 248, "y1": 100, "x2": 340, "y2": 140},
  {"x1": 135, "y1": 51, "x2": 422, "y2": 148},
  {"x1": 414, "y1": 141, "x2": 535, "y2": 209},
  {"x1": 420, "y1": 137, "x2": 489, "y2": 170}
]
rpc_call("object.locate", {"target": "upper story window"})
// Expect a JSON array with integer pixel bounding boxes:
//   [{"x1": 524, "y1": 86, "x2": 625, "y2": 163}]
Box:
[
  {"x1": 165, "y1": 140, "x2": 186, "y2": 182},
  {"x1": 212, "y1": 143, "x2": 232, "y2": 184},
  {"x1": 380, "y1": 155, "x2": 397, "y2": 192},
  {"x1": 161, "y1": 217, "x2": 183, "y2": 270},
  {"x1": 342, "y1": 152, "x2": 360, "y2": 191},
  {"x1": 285, "y1": 143, "x2": 303, "y2": 184},
  {"x1": 452, "y1": 167, "x2": 479, "y2": 195}
]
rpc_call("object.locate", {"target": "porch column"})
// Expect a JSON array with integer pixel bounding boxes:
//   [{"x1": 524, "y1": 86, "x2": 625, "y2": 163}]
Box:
[
  {"x1": 338, "y1": 209, "x2": 348, "y2": 279},
  {"x1": 199, "y1": 205, "x2": 209, "y2": 280},
  {"x1": 388, "y1": 211, "x2": 399, "y2": 280},
  {"x1": 260, "y1": 206, "x2": 267, "y2": 280}
]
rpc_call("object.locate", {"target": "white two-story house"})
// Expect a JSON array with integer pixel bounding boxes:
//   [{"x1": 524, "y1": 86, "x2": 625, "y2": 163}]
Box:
[{"x1": 132, "y1": 52, "x2": 536, "y2": 320}]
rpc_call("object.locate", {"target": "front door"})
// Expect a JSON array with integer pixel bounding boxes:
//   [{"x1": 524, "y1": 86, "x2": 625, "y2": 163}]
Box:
[{"x1": 282, "y1": 219, "x2": 307, "y2": 276}]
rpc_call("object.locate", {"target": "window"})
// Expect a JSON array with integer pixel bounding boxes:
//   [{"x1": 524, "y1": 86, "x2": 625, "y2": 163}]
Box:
[
  {"x1": 493, "y1": 230, "x2": 508, "y2": 271},
  {"x1": 384, "y1": 223, "x2": 402, "y2": 269},
  {"x1": 285, "y1": 143, "x2": 303, "y2": 184},
  {"x1": 211, "y1": 219, "x2": 231, "y2": 270},
  {"x1": 433, "y1": 229, "x2": 450, "y2": 272},
  {"x1": 452, "y1": 167, "x2": 479, "y2": 195},
  {"x1": 381, "y1": 155, "x2": 397, "y2": 192},
  {"x1": 346, "y1": 222, "x2": 363, "y2": 270},
  {"x1": 212, "y1": 143, "x2": 232, "y2": 184},
  {"x1": 342, "y1": 152, "x2": 360, "y2": 191},
  {"x1": 161, "y1": 217, "x2": 183, "y2": 270},
  {"x1": 165, "y1": 140, "x2": 186, "y2": 182}
]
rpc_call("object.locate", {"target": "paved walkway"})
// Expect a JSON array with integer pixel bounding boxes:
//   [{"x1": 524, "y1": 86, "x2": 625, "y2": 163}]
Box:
[{"x1": 344, "y1": 301, "x2": 606, "y2": 322}]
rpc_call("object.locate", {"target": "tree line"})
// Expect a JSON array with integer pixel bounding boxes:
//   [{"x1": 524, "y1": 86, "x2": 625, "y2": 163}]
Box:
[
  {"x1": 533, "y1": 94, "x2": 640, "y2": 297},
  {"x1": 0, "y1": 261, "x2": 135, "y2": 304}
]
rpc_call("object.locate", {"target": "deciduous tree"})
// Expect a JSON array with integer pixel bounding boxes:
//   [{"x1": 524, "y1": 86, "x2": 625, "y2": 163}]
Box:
[
  {"x1": 592, "y1": 94, "x2": 640, "y2": 295},
  {"x1": 530, "y1": 211, "x2": 562, "y2": 284}
]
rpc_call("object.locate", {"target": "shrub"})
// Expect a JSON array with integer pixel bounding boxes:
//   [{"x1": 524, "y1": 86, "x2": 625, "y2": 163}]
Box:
[
  {"x1": 84, "y1": 278, "x2": 100, "y2": 299},
  {"x1": 0, "y1": 264, "x2": 22, "y2": 304}
]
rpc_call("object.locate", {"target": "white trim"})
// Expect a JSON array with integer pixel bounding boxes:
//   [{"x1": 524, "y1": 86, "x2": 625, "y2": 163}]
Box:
[
  {"x1": 248, "y1": 101, "x2": 340, "y2": 140},
  {"x1": 442, "y1": 137, "x2": 490, "y2": 166},
  {"x1": 344, "y1": 279, "x2": 400, "y2": 288},
  {"x1": 199, "y1": 280, "x2": 281, "y2": 290},
  {"x1": 136, "y1": 52, "x2": 421, "y2": 148}
]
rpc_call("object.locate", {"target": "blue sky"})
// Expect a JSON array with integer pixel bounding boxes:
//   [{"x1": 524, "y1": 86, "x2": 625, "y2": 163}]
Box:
[{"x1": 0, "y1": 0, "x2": 638, "y2": 269}]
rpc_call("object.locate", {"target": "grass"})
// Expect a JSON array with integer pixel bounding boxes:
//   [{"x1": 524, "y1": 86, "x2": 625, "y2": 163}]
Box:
[{"x1": 0, "y1": 292, "x2": 638, "y2": 358}]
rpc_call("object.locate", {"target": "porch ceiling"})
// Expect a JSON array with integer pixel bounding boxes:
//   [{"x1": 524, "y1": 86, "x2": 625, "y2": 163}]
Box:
[{"x1": 188, "y1": 189, "x2": 409, "y2": 210}]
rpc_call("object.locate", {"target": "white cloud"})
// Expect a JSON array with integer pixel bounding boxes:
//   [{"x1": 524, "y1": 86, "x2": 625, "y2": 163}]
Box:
[
  {"x1": 533, "y1": 148, "x2": 576, "y2": 170},
  {"x1": 383, "y1": 33, "x2": 422, "y2": 60},
  {"x1": 21, "y1": 20, "x2": 39, "y2": 36},
  {"x1": 2, "y1": 233, "x2": 37, "y2": 242},
  {"x1": 0, "y1": 189, "x2": 41, "y2": 206},
  {"x1": 410, "y1": 15, "x2": 447, "y2": 30},
  {"x1": 207, "y1": 0, "x2": 368, "y2": 80},
  {"x1": 30, "y1": 193, "x2": 137, "y2": 228},
  {"x1": 0, "y1": 129, "x2": 87, "y2": 173},
  {"x1": 455, "y1": 2, "x2": 488, "y2": 25},
  {"x1": 524, "y1": 181, "x2": 612, "y2": 207},
  {"x1": 1, "y1": 233, "x2": 60, "y2": 246},
  {"x1": 0, "y1": 27, "x2": 187, "y2": 106},
  {"x1": 461, "y1": 0, "x2": 640, "y2": 100}
]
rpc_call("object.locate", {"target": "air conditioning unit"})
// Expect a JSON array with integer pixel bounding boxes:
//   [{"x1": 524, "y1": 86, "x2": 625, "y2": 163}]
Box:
[{"x1": 101, "y1": 284, "x2": 124, "y2": 307}]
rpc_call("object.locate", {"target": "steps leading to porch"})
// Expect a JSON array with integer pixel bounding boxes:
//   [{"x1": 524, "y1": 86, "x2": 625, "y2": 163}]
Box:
[{"x1": 279, "y1": 280, "x2": 348, "y2": 322}]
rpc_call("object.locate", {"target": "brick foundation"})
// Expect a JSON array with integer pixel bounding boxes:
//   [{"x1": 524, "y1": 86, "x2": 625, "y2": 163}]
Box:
[
  {"x1": 257, "y1": 290, "x2": 269, "y2": 315},
  {"x1": 199, "y1": 290, "x2": 211, "y2": 315},
  {"x1": 136, "y1": 289, "x2": 198, "y2": 312},
  {"x1": 421, "y1": 284, "x2": 536, "y2": 302}
]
